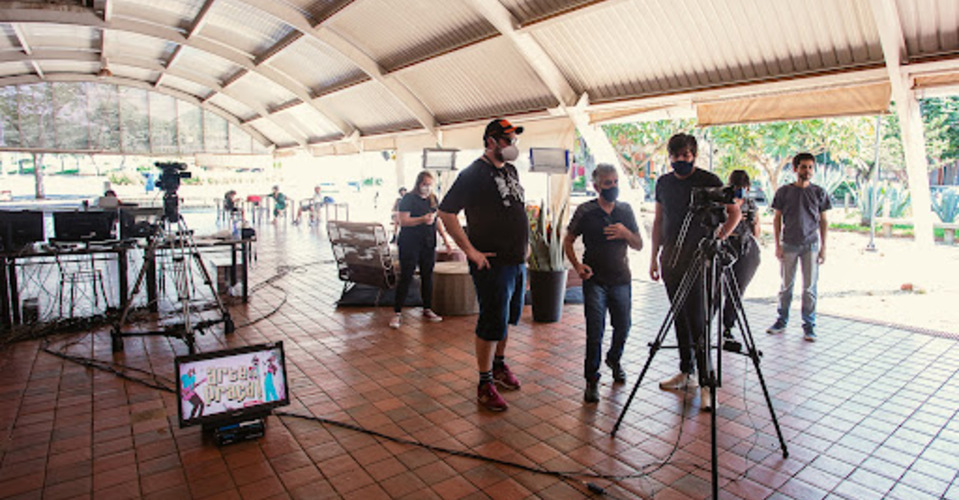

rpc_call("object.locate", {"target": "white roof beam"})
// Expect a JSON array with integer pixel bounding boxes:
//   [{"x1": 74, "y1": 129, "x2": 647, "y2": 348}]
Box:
[
  {"x1": 9, "y1": 23, "x2": 45, "y2": 79},
  {"x1": 0, "y1": 73, "x2": 273, "y2": 148},
  {"x1": 516, "y1": 0, "x2": 626, "y2": 32},
  {"x1": 869, "y1": 0, "x2": 934, "y2": 247},
  {"x1": 156, "y1": 0, "x2": 216, "y2": 88},
  {"x1": 462, "y1": 0, "x2": 577, "y2": 108},
  {"x1": 234, "y1": 0, "x2": 437, "y2": 135}
]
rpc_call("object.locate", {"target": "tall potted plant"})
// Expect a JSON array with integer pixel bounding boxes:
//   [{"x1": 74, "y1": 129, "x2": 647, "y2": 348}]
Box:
[{"x1": 527, "y1": 175, "x2": 571, "y2": 322}]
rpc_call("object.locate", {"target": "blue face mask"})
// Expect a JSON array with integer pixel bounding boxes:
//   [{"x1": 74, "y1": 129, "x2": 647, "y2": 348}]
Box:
[
  {"x1": 600, "y1": 186, "x2": 619, "y2": 202},
  {"x1": 733, "y1": 187, "x2": 745, "y2": 199},
  {"x1": 672, "y1": 161, "x2": 694, "y2": 176}
]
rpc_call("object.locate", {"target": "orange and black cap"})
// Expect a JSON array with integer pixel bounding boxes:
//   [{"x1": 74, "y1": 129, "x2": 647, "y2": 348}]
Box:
[{"x1": 484, "y1": 118, "x2": 524, "y2": 140}]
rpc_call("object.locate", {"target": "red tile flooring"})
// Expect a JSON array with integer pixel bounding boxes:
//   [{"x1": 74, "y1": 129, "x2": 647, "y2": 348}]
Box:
[{"x1": 2, "y1": 219, "x2": 959, "y2": 499}]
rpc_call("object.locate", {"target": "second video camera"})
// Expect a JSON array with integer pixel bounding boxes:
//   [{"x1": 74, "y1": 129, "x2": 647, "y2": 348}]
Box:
[{"x1": 156, "y1": 161, "x2": 192, "y2": 194}]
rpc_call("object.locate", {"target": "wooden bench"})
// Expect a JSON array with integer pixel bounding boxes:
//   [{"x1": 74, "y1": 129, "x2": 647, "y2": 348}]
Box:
[{"x1": 327, "y1": 220, "x2": 397, "y2": 305}]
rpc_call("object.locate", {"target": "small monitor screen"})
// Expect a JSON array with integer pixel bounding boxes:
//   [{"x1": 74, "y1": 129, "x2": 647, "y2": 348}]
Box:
[
  {"x1": 175, "y1": 342, "x2": 289, "y2": 428},
  {"x1": 53, "y1": 211, "x2": 117, "y2": 242},
  {"x1": 0, "y1": 210, "x2": 44, "y2": 252}
]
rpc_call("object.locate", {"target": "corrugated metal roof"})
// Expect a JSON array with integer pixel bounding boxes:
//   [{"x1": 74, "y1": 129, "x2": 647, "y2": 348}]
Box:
[
  {"x1": 158, "y1": 73, "x2": 214, "y2": 99},
  {"x1": 0, "y1": 0, "x2": 957, "y2": 153},
  {"x1": 531, "y1": 0, "x2": 884, "y2": 103},
  {"x1": 206, "y1": 92, "x2": 258, "y2": 121},
  {"x1": 395, "y1": 36, "x2": 558, "y2": 124},
  {"x1": 326, "y1": 0, "x2": 496, "y2": 72},
  {"x1": 109, "y1": 31, "x2": 178, "y2": 62},
  {"x1": 317, "y1": 80, "x2": 421, "y2": 135},
  {"x1": 113, "y1": 0, "x2": 206, "y2": 28},
  {"x1": 898, "y1": 0, "x2": 959, "y2": 57},
  {"x1": 498, "y1": 0, "x2": 598, "y2": 25},
  {"x1": 275, "y1": 103, "x2": 344, "y2": 140},
  {"x1": 203, "y1": 0, "x2": 297, "y2": 56},
  {"x1": 20, "y1": 23, "x2": 98, "y2": 51},
  {"x1": 226, "y1": 71, "x2": 299, "y2": 111},
  {"x1": 266, "y1": 37, "x2": 367, "y2": 94},
  {"x1": 0, "y1": 61, "x2": 33, "y2": 78},
  {"x1": 247, "y1": 118, "x2": 298, "y2": 147},
  {"x1": 170, "y1": 46, "x2": 243, "y2": 84},
  {"x1": 36, "y1": 60, "x2": 98, "y2": 75}
]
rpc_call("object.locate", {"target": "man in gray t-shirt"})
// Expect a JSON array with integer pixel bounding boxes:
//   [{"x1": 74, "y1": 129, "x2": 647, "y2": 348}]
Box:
[{"x1": 767, "y1": 153, "x2": 832, "y2": 341}]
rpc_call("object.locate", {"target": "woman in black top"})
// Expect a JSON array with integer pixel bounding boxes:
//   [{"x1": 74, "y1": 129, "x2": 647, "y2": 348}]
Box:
[
  {"x1": 390, "y1": 172, "x2": 451, "y2": 329},
  {"x1": 722, "y1": 170, "x2": 761, "y2": 339}
]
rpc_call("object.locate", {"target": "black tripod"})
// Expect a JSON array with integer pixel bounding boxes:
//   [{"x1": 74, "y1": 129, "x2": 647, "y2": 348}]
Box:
[
  {"x1": 611, "y1": 235, "x2": 788, "y2": 499},
  {"x1": 111, "y1": 214, "x2": 234, "y2": 354}
]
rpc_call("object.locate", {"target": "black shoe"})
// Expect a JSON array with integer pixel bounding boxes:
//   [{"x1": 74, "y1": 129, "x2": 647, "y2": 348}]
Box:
[
  {"x1": 584, "y1": 381, "x2": 599, "y2": 403},
  {"x1": 722, "y1": 327, "x2": 734, "y2": 340},
  {"x1": 605, "y1": 359, "x2": 626, "y2": 383}
]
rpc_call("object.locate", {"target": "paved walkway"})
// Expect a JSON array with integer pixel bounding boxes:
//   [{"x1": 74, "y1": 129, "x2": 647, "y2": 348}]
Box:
[{"x1": 1, "y1": 214, "x2": 957, "y2": 499}]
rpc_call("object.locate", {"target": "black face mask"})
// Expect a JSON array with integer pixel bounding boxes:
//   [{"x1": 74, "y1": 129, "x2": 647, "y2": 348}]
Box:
[
  {"x1": 672, "y1": 161, "x2": 694, "y2": 176},
  {"x1": 600, "y1": 186, "x2": 619, "y2": 202}
]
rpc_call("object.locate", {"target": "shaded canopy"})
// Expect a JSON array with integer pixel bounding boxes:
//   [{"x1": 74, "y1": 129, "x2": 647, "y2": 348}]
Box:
[{"x1": 0, "y1": 0, "x2": 957, "y2": 155}]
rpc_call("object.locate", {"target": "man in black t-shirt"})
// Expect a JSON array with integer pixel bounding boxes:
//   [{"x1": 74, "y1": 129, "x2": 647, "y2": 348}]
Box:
[
  {"x1": 564, "y1": 164, "x2": 643, "y2": 403},
  {"x1": 438, "y1": 118, "x2": 528, "y2": 413},
  {"x1": 650, "y1": 133, "x2": 741, "y2": 412}
]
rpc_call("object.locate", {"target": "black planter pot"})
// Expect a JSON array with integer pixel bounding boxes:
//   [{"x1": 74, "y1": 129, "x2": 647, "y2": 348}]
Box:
[{"x1": 528, "y1": 269, "x2": 567, "y2": 323}]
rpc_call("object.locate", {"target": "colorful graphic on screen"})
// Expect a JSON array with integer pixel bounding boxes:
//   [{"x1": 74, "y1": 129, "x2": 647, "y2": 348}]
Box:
[{"x1": 177, "y1": 345, "x2": 287, "y2": 425}]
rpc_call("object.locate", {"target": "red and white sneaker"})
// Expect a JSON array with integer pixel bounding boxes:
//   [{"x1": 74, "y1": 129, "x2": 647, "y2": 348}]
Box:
[
  {"x1": 423, "y1": 308, "x2": 443, "y2": 322},
  {"x1": 493, "y1": 363, "x2": 521, "y2": 391},
  {"x1": 477, "y1": 381, "x2": 508, "y2": 412}
]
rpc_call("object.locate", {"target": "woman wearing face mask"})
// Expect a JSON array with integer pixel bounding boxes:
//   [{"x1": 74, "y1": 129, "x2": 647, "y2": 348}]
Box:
[
  {"x1": 390, "y1": 171, "x2": 451, "y2": 329},
  {"x1": 721, "y1": 170, "x2": 761, "y2": 342}
]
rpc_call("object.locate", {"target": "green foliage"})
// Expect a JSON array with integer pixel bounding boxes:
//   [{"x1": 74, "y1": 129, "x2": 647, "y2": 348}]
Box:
[
  {"x1": 856, "y1": 182, "x2": 883, "y2": 226},
  {"x1": 603, "y1": 120, "x2": 694, "y2": 186},
  {"x1": 527, "y1": 176, "x2": 571, "y2": 272},
  {"x1": 884, "y1": 185, "x2": 911, "y2": 218},
  {"x1": 931, "y1": 188, "x2": 959, "y2": 223},
  {"x1": 814, "y1": 164, "x2": 846, "y2": 196}
]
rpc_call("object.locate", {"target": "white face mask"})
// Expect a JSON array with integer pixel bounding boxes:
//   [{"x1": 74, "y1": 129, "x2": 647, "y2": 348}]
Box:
[
  {"x1": 500, "y1": 144, "x2": 519, "y2": 162},
  {"x1": 419, "y1": 185, "x2": 431, "y2": 196}
]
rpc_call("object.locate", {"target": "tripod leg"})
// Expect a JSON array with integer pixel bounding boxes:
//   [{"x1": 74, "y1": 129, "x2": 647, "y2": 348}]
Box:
[
  {"x1": 612, "y1": 254, "x2": 706, "y2": 436},
  {"x1": 721, "y1": 269, "x2": 790, "y2": 459}
]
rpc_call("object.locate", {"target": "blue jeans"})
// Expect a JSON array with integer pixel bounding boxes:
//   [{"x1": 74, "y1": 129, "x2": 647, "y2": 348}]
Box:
[
  {"x1": 583, "y1": 280, "x2": 631, "y2": 382},
  {"x1": 470, "y1": 263, "x2": 525, "y2": 341},
  {"x1": 777, "y1": 242, "x2": 820, "y2": 327}
]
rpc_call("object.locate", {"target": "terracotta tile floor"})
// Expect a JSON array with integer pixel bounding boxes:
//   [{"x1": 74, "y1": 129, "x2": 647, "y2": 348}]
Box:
[{"x1": 2, "y1": 217, "x2": 958, "y2": 499}]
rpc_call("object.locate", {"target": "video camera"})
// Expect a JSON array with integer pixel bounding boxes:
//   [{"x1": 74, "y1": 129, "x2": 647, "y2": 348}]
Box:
[
  {"x1": 689, "y1": 186, "x2": 739, "y2": 232},
  {"x1": 156, "y1": 162, "x2": 192, "y2": 193},
  {"x1": 156, "y1": 162, "x2": 192, "y2": 222}
]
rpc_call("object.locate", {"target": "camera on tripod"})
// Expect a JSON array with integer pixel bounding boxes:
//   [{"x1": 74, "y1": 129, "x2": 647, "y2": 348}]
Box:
[
  {"x1": 156, "y1": 162, "x2": 192, "y2": 193},
  {"x1": 156, "y1": 162, "x2": 192, "y2": 222},
  {"x1": 689, "y1": 186, "x2": 739, "y2": 232}
]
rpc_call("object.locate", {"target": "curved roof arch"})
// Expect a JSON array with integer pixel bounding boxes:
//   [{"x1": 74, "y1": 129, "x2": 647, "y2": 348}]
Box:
[{"x1": 1, "y1": 0, "x2": 958, "y2": 153}]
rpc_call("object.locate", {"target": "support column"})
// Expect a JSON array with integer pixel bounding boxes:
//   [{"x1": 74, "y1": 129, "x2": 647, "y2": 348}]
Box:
[{"x1": 896, "y1": 90, "x2": 935, "y2": 247}]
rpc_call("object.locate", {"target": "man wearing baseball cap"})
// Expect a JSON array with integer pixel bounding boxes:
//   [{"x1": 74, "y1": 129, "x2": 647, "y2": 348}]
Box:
[{"x1": 439, "y1": 118, "x2": 527, "y2": 412}]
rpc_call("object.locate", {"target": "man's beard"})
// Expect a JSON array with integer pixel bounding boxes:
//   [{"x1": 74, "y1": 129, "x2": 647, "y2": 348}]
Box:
[
  {"x1": 798, "y1": 173, "x2": 812, "y2": 182},
  {"x1": 492, "y1": 146, "x2": 504, "y2": 163}
]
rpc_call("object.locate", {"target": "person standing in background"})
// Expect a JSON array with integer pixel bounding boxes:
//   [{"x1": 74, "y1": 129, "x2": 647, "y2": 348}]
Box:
[
  {"x1": 390, "y1": 171, "x2": 451, "y2": 329},
  {"x1": 767, "y1": 153, "x2": 831, "y2": 342}
]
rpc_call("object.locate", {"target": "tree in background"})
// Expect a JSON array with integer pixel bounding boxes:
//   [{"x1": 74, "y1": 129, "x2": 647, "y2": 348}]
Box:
[{"x1": 603, "y1": 120, "x2": 694, "y2": 191}]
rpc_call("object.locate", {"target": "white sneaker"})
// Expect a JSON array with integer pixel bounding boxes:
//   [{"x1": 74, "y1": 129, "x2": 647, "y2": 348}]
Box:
[
  {"x1": 701, "y1": 387, "x2": 715, "y2": 412},
  {"x1": 389, "y1": 313, "x2": 402, "y2": 329},
  {"x1": 423, "y1": 309, "x2": 443, "y2": 322},
  {"x1": 659, "y1": 372, "x2": 698, "y2": 390}
]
